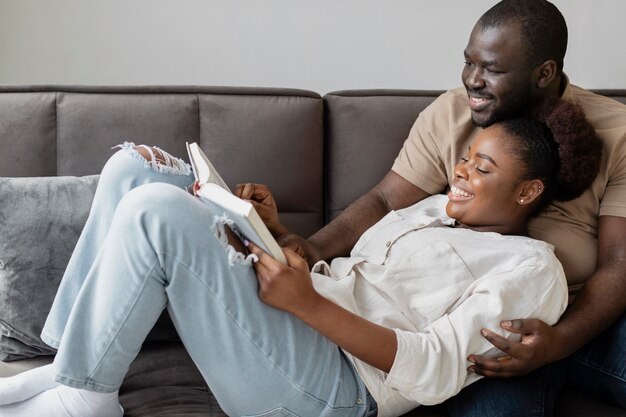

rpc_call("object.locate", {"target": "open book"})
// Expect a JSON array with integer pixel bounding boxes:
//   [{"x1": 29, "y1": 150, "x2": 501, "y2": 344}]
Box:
[{"x1": 186, "y1": 142, "x2": 287, "y2": 265}]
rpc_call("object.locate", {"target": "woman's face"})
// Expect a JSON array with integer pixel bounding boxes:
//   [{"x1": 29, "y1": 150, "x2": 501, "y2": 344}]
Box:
[{"x1": 446, "y1": 125, "x2": 527, "y2": 229}]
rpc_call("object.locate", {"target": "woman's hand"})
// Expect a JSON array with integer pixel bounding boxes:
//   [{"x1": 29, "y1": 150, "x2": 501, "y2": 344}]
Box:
[
  {"x1": 247, "y1": 241, "x2": 321, "y2": 317},
  {"x1": 234, "y1": 183, "x2": 289, "y2": 238}
]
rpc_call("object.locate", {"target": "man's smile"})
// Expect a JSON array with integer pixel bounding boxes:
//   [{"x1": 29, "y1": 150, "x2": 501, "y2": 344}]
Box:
[{"x1": 468, "y1": 95, "x2": 493, "y2": 111}]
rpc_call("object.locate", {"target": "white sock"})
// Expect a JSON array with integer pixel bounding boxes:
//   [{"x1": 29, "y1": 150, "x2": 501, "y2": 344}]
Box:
[
  {"x1": 0, "y1": 364, "x2": 60, "y2": 405},
  {"x1": 0, "y1": 385, "x2": 123, "y2": 417}
]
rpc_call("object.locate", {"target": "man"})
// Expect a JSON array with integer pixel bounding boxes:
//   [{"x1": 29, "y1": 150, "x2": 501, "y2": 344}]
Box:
[{"x1": 282, "y1": 0, "x2": 626, "y2": 415}]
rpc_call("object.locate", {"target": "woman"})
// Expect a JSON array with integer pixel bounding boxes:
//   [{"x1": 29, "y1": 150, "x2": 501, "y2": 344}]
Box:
[{"x1": 0, "y1": 99, "x2": 602, "y2": 417}]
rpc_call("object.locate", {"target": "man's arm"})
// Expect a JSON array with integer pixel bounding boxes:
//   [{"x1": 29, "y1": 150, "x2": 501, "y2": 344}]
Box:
[
  {"x1": 469, "y1": 215, "x2": 626, "y2": 377},
  {"x1": 296, "y1": 170, "x2": 430, "y2": 265},
  {"x1": 236, "y1": 173, "x2": 431, "y2": 266}
]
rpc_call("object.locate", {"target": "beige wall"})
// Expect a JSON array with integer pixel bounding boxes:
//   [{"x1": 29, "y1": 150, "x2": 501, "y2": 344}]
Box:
[{"x1": 0, "y1": 0, "x2": 624, "y2": 93}]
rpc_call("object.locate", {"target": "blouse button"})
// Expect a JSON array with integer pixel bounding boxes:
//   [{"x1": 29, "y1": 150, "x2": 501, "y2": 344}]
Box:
[{"x1": 385, "y1": 241, "x2": 391, "y2": 247}]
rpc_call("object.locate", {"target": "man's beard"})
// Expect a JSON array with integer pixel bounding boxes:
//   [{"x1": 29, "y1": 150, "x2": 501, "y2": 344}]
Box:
[{"x1": 471, "y1": 88, "x2": 534, "y2": 127}]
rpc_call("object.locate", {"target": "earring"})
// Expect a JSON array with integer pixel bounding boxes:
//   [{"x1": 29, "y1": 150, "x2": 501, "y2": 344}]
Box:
[{"x1": 519, "y1": 198, "x2": 525, "y2": 204}]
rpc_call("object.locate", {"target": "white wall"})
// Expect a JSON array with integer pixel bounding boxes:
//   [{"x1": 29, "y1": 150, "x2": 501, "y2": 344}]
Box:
[{"x1": 0, "y1": 0, "x2": 624, "y2": 94}]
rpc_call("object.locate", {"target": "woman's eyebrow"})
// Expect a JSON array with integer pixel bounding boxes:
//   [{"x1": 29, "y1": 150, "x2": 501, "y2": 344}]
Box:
[{"x1": 476, "y1": 152, "x2": 498, "y2": 167}]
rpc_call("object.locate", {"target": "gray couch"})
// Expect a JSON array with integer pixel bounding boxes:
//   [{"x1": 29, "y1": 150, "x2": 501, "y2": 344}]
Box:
[{"x1": 1, "y1": 85, "x2": 625, "y2": 417}]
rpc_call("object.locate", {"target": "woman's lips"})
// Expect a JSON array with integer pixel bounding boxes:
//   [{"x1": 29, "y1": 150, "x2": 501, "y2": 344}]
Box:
[{"x1": 448, "y1": 185, "x2": 475, "y2": 201}]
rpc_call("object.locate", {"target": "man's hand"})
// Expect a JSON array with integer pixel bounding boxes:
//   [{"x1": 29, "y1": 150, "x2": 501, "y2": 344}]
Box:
[
  {"x1": 468, "y1": 318, "x2": 560, "y2": 378},
  {"x1": 234, "y1": 183, "x2": 288, "y2": 237},
  {"x1": 277, "y1": 234, "x2": 322, "y2": 268}
]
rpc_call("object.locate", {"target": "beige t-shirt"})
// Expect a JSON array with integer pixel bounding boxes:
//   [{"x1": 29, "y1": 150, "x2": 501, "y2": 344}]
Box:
[{"x1": 392, "y1": 80, "x2": 626, "y2": 293}]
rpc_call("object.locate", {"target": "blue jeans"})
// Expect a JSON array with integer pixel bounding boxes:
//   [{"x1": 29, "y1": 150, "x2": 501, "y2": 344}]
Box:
[
  {"x1": 444, "y1": 312, "x2": 626, "y2": 417},
  {"x1": 40, "y1": 147, "x2": 375, "y2": 417}
]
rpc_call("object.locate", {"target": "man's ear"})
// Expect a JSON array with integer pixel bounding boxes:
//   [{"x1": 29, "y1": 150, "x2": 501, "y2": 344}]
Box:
[
  {"x1": 535, "y1": 60, "x2": 558, "y2": 89},
  {"x1": 517, "y1": 179, "x2": 545, "y2": 205}
]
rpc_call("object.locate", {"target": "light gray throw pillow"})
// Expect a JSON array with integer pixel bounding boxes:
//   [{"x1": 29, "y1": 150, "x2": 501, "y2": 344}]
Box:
[{"x1": 0, "y1": 176, "x2": 99, "y2": 361}]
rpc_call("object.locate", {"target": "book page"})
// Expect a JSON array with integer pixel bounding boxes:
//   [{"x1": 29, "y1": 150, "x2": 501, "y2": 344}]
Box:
[{"x1": 186, "y1": 142, "x2": 231, "y2": 192}]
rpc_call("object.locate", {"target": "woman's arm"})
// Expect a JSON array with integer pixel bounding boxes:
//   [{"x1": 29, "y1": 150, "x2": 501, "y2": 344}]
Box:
[{"x1": 247, "y1": 242, "x2": 398, "y2": 373}]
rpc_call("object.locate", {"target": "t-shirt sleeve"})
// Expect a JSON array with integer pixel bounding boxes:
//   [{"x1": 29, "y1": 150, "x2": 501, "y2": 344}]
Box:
[
  {"x1": 383, "y1": 264, "x2": 567, "y2": 406},
  {"x1": 600, "y1": 132, "x2": 626, "y2": 218},
  {"x1": 391, "y1": 92, "x2": 456, "y2": 195}
]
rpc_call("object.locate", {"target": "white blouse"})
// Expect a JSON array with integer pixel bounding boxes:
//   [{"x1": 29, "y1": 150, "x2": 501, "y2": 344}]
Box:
[{"x1": 311, "y1": 195, "x2": 568, "y2": 417}]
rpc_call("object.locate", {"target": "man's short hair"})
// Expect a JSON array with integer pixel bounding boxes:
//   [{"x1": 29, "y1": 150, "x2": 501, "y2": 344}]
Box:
[{"x1": 478, "y1": 0, "x2": 568, "y2": 73}]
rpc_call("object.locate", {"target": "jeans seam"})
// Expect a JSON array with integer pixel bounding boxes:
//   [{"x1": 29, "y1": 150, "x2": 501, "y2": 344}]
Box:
[
  {"x1": 570, "y1": 355, "x2": 626, "y2": 383},
  {"x1": 538, "y1": 365, "x2": 550, "y2": 417},
  {"x1": 85, "y1": 261, "x2": 164, "y2": 386}
]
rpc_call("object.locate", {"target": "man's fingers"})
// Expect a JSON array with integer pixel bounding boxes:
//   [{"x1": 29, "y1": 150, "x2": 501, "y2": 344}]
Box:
[
  {"x1": 501, "y1": 318, "x2": 541, "y2": 334},
  {"x1": 468, "y1": 355, "x2": 524, "y2": 377},
  {"x1": 468, "y1": 364, "x2": 519, "y2": 378},
  {"x1": 479, "y1": 328, "x2": 526, "y2": 356}
]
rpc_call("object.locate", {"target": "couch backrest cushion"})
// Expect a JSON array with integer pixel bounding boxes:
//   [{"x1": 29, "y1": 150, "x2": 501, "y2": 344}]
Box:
[
  {"x1": 323, "y1": 90, "x2": 443, "y2": 222},
  {"x1": 0, "y1": 86, "x2": 324, "y2": 237}
]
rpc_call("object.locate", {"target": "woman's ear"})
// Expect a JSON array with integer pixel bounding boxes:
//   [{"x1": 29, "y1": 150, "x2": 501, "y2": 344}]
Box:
[{"x1": 517, "y1": 179, "x2": 545, "y2": 205}]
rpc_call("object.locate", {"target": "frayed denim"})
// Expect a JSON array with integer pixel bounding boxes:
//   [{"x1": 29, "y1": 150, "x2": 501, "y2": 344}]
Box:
[{"x1": 40, "y1": 147, "x2": 372, "y2": 417}]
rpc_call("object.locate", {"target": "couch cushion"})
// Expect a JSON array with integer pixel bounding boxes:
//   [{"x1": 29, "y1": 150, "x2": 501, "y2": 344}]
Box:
[
  {"x1": 323, "y1": 90, "x2": 442, "y2": 222},
  {"x1": 197, "y1": 93, "x2": 324, "y2": 237},
  {"x1": 0, "y1": 92, "x2": 57, "y2": 177},
  {"x1": 0, "y1": 175, "x2": 99, "y2": 360},
  {"x1": 119, "y1": 341, "x2": 226, "y2": 417},
  {"x1": 55, "y1": 92, "x2": 199, "y2": 177}
]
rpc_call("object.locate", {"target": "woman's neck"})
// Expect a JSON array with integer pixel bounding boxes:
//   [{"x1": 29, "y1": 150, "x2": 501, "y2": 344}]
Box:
[{"x1": 454, "y1": 221, "x2": 529, "y2": 236}]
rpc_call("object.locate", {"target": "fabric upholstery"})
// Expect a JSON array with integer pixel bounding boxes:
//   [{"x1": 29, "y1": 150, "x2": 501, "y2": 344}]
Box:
[
  {"x1": 0, "y1": 175, "x2": 98, "y2": 360},
  {"x1": 56, "y1": 93, "x2": 199, "y2": 176},
  {"x1": 197, "y1": 93, "x2": 324, "y2": 238},
  {"x1": 323, "y1": 90, "x2": 443, "y2": 222},
  {"x1": 0, "y1": 93, "x2": 57, "y2": 177}
]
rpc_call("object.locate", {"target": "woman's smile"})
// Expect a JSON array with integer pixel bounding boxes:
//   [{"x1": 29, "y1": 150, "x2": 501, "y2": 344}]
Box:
[{"x1": 448, "y1": 184, "x2": 475, "y2": 201}]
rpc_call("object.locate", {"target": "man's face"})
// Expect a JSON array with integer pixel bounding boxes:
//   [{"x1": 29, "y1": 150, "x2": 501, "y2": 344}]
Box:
[{"x1": 462, "y1": 23, "x2": 536, "y2": 127}]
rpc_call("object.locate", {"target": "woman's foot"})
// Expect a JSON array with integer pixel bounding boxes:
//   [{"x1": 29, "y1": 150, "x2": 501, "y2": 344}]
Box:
[
  {"x1": 0, "y1": 364, "x2": 60, "y2": 405},
  {"x1": 0, "y1": 385, "x2": 123, "y2": 417}
]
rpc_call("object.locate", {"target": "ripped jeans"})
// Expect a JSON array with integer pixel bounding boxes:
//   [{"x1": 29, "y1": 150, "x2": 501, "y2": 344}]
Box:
[{"x1": 40, "y1": 145, "x2": 373, "y2": 417}]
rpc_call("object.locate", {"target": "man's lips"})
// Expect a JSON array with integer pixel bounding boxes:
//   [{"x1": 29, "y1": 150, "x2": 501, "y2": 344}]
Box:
[{"x1": 468, "y1": 95, "x2": 493, "y2": 111}]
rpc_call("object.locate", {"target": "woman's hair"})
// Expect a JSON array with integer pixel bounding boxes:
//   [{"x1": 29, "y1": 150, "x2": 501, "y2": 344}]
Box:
[{"x1": 499, "y1": 99, "x2": 602, "y2": 212}]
